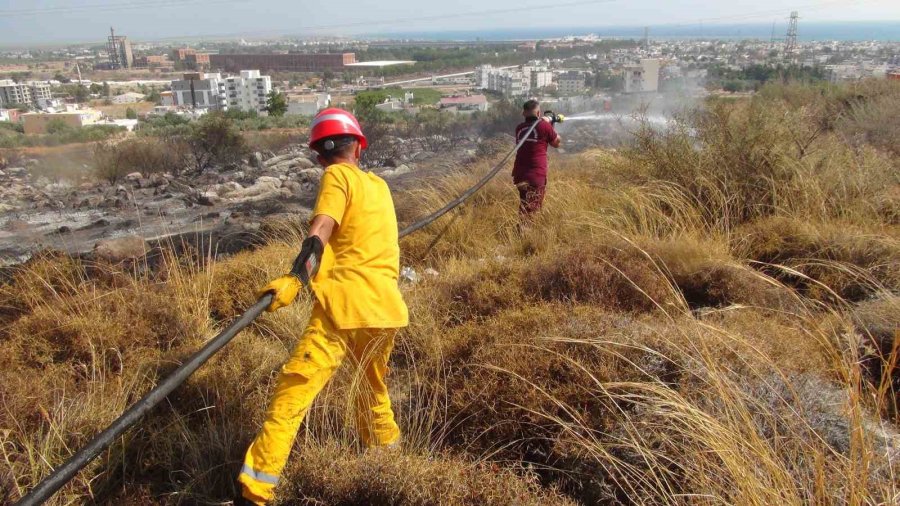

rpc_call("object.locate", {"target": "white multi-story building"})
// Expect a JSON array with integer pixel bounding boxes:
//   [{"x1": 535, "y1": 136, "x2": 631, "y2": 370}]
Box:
[
  {"x1": 523, "y1": 65, "x2": 553, "y2": 90},
  {"x1": 503, "y1": 71, "x2": 530, "y2": 97},
  {"x1": 28, "y1": 82, "x2": 52, "y2": 107},
  {"x1": 623, "y1": 59, "x2": 660, "y2": 93},
  {"x1": 169, "y1": 70, "x2": 272, "y2": 113},
  {"x1": 476, "y1": 65, "x2": 531, "y2": 97},
  {"x1": 170, "y1": 72, "x2": 226, "y2": 110},
  {"x1": 0, "y1": 80, "x2": 53, "y2": 109},
  {"x1": 224, "y1": 70, "x2": 272, "y2": 114},
  {"x1": 475, "y1": 65, "x2": 494, "y2": 89}
]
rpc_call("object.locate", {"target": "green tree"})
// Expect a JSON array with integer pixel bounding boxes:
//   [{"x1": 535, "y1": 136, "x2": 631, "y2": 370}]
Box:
[
  {"x1": 102, "y1": 81, "x2": 111, "y2": 98},
  {"x1": 72, "y1": 84, "x2": 89, "y2": 102},
  {"x1": 89, "y1": 83, "x2": 103, "y2": 94},
  {"x1": 723, "y1": 80, "x2": 747, "y2": 93},
  {"x1": 53, "y1": 72, "x2": 71, "y2": 84},
  {"x1": 125, "y1": 107, "x2": 138, "y2": 120},
  {"x1": 185, "y1": 113, "x2": 247, "y2": 173},
  {"x1": 93, "y1": 138, "x2": 185, "y2": 183},
  {"x1": 145, "y1": 87, "x2": 161, "y2": 104},
  {"x1": 93, "y1": 141, "x2": 131, "y2": 184},
  {"x1": 265, "y1": 90, "x2": 288, "y2": 117}
]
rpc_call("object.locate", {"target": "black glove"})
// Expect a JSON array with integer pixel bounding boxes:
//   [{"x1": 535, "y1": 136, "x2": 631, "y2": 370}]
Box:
[{"x1": 289, "y1": 236, "x2": 325, "y2": 286}]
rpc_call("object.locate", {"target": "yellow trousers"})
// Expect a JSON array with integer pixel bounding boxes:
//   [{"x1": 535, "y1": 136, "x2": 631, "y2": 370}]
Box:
[{"x1": 238, "y1": 303, "x2": 401, "y2": 504}]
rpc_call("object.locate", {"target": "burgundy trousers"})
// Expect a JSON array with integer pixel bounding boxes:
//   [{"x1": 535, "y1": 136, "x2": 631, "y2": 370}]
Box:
[{"x1": 517, "y1": 183, "x2": 546, "y2": 217}]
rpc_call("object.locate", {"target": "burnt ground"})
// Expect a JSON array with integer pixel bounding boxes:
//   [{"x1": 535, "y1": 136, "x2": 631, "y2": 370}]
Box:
[{"x1": 0, "y1": 112, "x2": 660, "y2": 268}]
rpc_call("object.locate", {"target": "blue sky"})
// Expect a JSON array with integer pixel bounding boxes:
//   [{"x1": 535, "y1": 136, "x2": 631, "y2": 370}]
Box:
[{"x1": 0, "y1": 0, "x2": 898, "y2": 46}]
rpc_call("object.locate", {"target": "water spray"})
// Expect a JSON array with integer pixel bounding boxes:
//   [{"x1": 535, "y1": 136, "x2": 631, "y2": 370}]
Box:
[{"x1": 560, "y1": 112, "x2": 672, "y2": 127}]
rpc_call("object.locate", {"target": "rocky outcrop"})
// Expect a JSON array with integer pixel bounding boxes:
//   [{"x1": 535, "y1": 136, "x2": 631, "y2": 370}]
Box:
[
  {"x1": 0, "y1": 137, "x2": 462, "y2": 267},
  {"x1": 94, "y1": 235, "x2": 147, "y2": 263},
  {"x1": 379, "y1": 164, "x2": 412, "y2": 178},
  {"x1": 226, "y1": 176, "x2": 289, "y2": 203}
]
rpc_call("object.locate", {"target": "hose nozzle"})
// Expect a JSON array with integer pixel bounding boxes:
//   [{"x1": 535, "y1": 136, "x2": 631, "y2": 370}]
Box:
[{"x1": 543, "y1": 111, "x2": 565, "y2": 124}]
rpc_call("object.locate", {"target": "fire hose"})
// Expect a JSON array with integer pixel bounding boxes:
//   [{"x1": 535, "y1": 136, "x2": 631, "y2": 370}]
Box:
[{"x1": 15, "y1": 117, "x2": 550, "y2": 505}]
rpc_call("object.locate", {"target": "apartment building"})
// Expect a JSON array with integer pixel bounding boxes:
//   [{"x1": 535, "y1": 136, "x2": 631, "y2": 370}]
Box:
[
  {"x1": 169, "y1": 70, "x2": 272, "y2": 113},
  {"x1": 557, "y1": 71, "x2": 587, "y2": 95},
  {"x1": 0, "y1": 80, "x2": 52, "y2": 109},
  {"x1": 170, "y1": 72, "x2": 226, "y2": 110},
  {"x1": 223, "y1": 70, "x2": 272, "y2": 114},
  {"x1": 476, "y1": 65, "x2": 530, "y2": 96},
  {"x1": 523, "y1": 65, "x2": 553, "y2": 90},
  {"x1": 474, "y1": 65, "x2": 493, "y2": 89},
  {"x1": 623, "y1": 59, "x2": 660, "y2": 93},
  {"x1": 497, "y1": 71, "x2": 530, "y2": 97}
]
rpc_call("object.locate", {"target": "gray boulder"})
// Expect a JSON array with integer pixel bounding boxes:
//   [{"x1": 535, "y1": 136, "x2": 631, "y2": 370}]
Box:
[
  {"x1": 264, "y1": 153, "x2": 294, "y2": 167},
  {"x1": 293, "y1": 157, "x2": 315, "y2": 169},
  {"x1": 94, "y1": 235, "x2": 147, "y2": 263},
  {"x1": 198, "y1": 191, "x2": 221, "y2": 206},
  {"x1": 297, "y1": 168, "x2": 324, "y2": 183},
  {"x1": 226, "y1": 176, "x2": 283, "y2": 203},
  {"x1": 215, "y1": 181, "x2": 244, "y2": 196},
  {"x1": 380, "y1": 164, "x2": 412, "y2": 178}
]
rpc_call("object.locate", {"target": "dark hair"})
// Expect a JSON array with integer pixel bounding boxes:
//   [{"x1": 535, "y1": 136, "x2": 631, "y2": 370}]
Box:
[
  {"x1": 523, "y1": 99, "x2": 540, "y2": 113},
  {"x1": 312, "y1": 135, "x2": 358, "y2": 162}
]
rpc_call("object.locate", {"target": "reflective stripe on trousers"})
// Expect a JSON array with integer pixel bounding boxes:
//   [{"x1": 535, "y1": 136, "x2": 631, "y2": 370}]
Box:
[
  {"x1": 238, "y1": 303, "x2": 401, "y2": 504},
  {"x1": 239, "y1": 464, "x2": 279, "y2": 485}
]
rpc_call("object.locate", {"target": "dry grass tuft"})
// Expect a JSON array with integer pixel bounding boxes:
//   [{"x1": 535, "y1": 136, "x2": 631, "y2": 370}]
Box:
[
  {"x1": 277, "y1": 443, "x2": 575, "y2": 506},
  {"x1": 734, "y1": 216, "x2": 900, "y2": 302},
  {"x1": 525, "y1": 242, "x2": 677, "y2": 313}
]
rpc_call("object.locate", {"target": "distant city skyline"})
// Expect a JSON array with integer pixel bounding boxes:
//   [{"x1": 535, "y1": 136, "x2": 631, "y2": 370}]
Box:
[{"x1": 0, "y1": 0, "x2": 898, "y2": 46}]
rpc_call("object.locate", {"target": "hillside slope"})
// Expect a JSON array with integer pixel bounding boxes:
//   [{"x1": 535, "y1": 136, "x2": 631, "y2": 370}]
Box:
[{"x1": 2, "y1": 80, "x2": 899, "y2": 505}]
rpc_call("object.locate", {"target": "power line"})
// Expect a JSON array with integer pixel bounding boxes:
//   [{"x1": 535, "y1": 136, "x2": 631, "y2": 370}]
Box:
[
  {"x1": 126, "y1": 0, "x2": 620, "y2": 41},
  {"x1": 645, "y1": 0, "x2": 876, "y2": 29}
]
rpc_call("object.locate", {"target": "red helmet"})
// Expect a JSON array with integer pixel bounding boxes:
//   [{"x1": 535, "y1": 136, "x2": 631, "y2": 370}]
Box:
[{"x1": 309, "y1": 108, "x2": 367, "y2": 150}]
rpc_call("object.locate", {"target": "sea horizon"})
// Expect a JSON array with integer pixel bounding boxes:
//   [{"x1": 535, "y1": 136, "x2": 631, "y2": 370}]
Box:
[{"x1": 370, "y1": 21, "x2": 900, "y2": 42}]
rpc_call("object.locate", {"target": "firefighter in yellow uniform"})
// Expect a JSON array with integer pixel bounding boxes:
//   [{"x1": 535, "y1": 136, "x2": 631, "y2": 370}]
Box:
[{"x1": 237, "y1": 109, "x2": 408, "y2": 505}]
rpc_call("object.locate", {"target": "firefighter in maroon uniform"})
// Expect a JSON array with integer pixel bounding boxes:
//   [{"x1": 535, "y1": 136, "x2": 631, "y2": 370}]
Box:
[{"x1": 512, "y1": 99, "x2": 562, "y2": 218}]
